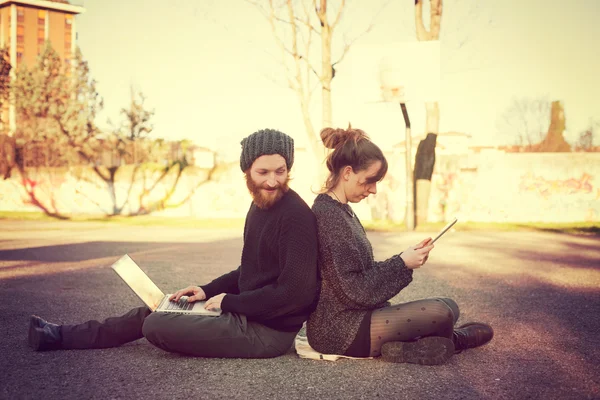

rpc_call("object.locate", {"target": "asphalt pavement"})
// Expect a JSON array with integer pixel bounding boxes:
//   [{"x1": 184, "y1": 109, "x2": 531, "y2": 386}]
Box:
[{"x1": 1, "y1": 220, "x2": 599, "y2": 399}]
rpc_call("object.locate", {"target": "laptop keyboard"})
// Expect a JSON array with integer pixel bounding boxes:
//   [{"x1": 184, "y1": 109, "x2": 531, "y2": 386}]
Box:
[{"x1": 165, "y1": 299, "x2": 194, "y2": 311}]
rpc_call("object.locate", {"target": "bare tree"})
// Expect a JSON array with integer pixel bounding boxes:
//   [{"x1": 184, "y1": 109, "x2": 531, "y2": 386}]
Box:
[
  {"x1": 574, "y1": 118, "x2": 600, "y2": 152},
  {"x1": 499, "y1": 97, "x2": 551, "y2": 148},
  {"x1": 121, "y1": 86, "x2": 154, "y2": 141},
  {"x1": 499, "y1": 98, "x2": 572, "y2": 152},
  {"x1": 250, "y1": 0, "x2": 382, "y2": 163}
]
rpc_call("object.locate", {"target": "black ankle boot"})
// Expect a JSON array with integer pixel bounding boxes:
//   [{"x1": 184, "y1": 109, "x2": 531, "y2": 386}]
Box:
[
  {"x1": 381, "y1": 336, "x2": 455, "y2": 365},
  {"x1": 28, "y1": 315, "x2": 63, "y2": 351},
  {"x1": 453, "y1": 322, "x2": 493, "y2": 353}
]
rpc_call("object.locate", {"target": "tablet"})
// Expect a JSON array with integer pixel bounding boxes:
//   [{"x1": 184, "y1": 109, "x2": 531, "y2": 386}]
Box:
[{"x1": 431, "y1": 218, "x2": 458, "y2": 244}]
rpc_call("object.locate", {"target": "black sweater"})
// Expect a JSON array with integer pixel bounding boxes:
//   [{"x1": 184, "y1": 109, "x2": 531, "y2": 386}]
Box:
[{"x1": 201, "y1": 189, "x2": 319, "y2": 332}]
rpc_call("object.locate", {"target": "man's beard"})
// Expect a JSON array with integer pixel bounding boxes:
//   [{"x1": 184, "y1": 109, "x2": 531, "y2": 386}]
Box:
[{"x1": 245, "y1": 174, "x2": 290, "y2": 210}]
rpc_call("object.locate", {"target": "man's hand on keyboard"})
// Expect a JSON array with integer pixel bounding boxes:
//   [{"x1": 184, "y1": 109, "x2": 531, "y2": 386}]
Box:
[{"x1": 169, "y1": 286, "x2": 207, "y2": 303}]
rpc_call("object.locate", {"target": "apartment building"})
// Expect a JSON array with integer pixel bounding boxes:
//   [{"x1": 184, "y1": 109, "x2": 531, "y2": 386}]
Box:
[{"x1": 0, "y1": 0, "x2": 85, "y2": 133}]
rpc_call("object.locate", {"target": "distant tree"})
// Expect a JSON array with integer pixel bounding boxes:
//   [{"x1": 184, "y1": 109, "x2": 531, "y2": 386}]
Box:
[
  {"x1": 12, "y1": 45, "x2": 216, "y2": 218},
  {"x1": 499, "y1": 98, "x2": 571, "y2": 152},
  {"x1": 121, "y1": 85, "x2": 154, "y2": 141},
  {"x1": 575, "y1": 129, "x2": 593, "y2": 151},
  {"x1": 574, "y1": 118, "x2": 600, "y2": 152},
  {"x1": 0, "y1": 47, "x2": 13, "y2": 179},
  {"x1": 498, "y1": 97, "x2": 551, "y2": 149},
  {"x1": 14, "y1": 45, "x2": 102, "y2": 166},
  {"x1": 0, "y1": 47, "x2": 10, "y2": 128},
  {"x1": 10, "y1": 45, "x2": 96, "y2": 218}
]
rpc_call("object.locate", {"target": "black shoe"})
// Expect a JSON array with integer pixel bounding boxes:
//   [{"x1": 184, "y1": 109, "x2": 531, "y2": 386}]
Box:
[
  {"x1": 381, "y1": 336, "x2": 455, "y2": 365},
  {"x1": 28, "y1": 315, "x2": 62, "y2": 351},
  {"x1": 453, "y1": 322, "x2": 494, "y2": 353}
]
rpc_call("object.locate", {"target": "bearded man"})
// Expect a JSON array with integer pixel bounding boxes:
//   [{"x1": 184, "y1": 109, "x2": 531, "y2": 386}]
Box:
[{"x1": 28, "y1": 129, "x2": 319, "y2": 358}]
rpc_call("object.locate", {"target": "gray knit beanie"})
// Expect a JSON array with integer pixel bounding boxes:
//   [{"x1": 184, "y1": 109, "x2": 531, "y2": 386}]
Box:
[{"x1": 240, "y1": 128, "x2": 294, "y2": 172}]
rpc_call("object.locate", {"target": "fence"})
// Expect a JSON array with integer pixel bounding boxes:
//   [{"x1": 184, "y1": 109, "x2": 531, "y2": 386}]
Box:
[{"x1": 0, "y1": 134, "x2": 198, "y2": 172}]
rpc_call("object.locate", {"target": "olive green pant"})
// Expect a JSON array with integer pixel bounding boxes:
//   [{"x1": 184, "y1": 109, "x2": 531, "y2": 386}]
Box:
[{"x1": 60, "y1": 306, "x2": 297, "y2": 358}]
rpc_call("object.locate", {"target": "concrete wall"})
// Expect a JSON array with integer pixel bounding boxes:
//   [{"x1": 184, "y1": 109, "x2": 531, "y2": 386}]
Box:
[
  {"x1": 381, "y1": 152, "x2": 600, "y2": 223},
  {"x1": 445, "y1": 152, "x2": 600, "y2": 222},
  {"x1": 0, "y1": 152, "x2": 599, "y2": 222}
]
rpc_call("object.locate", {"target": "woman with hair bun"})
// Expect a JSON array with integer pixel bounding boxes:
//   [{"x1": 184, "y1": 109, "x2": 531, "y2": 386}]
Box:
[{"x1": 306, "y1": 126, "x2": 493, "y2": 365}]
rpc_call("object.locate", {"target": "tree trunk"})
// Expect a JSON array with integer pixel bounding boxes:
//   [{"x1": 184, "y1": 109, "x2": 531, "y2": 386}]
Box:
[
  {"x1": 320, "y1": 2, "x2": 333, "y2": 129},
  {"x1": 413, "y1": 0, "x2": 443, "y2": 225},
  {"x1": 106, "y1": 166, "x2": 119, "y2": 215},
  {"x1": 425, "y1": 101, "x2": 440, "y2": 134},
  {"x1": 300, "y1": 100, "x2": 322, "y2": 164},
  {"x1": 413, "y1": 133, "x2": 437, "y2": 225}
]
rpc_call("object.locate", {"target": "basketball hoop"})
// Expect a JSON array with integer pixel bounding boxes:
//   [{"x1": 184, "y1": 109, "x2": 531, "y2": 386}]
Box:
[
  {"x1": 380, "y1": 85, "x2": 406, "y2": 104},
  {"x1": 377, "y1": 40, "x2": 440, "y2": 104}
]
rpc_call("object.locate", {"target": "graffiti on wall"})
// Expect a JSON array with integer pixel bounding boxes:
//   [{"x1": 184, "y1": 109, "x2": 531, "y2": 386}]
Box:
[
  {"x1": 433, "y1": 172, "x2": 459, "y2": 220},
  {"x1": 519, "y1": 173, "x2": 594, "y2": 198}
]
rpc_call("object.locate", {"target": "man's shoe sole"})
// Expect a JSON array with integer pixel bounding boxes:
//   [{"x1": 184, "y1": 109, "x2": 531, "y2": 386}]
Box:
[
  {"x1": 381, "y1": 337, "x2": 455, "y2": 365},
  {"x1": 28, "y1": 315, "x2": 43, "y2": 350}
]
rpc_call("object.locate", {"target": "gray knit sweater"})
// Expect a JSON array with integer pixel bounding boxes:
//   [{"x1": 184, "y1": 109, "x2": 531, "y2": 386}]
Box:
[{"x1": 306, "y1": 193, "x2": 414, "y2": 355}]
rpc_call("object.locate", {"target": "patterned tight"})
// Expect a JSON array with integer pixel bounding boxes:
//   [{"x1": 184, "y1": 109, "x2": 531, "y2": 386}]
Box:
[{"x1": 369, "y1": 297, "x2": 459, "y2": 357}]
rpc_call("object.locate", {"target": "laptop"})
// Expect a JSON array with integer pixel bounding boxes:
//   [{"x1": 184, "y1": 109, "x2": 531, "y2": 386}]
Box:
[{"x1": 111, "y1": 254, "x2": 221, "y2": 316}]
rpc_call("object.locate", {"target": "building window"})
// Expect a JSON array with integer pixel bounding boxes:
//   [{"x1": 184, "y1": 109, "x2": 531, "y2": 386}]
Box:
[
  {"x1": 17, "y1": 7, "x2": 25, "y2": 65},
  {"x1": 17, "y1": 7, "x2": 25, "y2": 23},
  {"x1": 38, "y1": 10, "x2": 46, "y2": 55}
]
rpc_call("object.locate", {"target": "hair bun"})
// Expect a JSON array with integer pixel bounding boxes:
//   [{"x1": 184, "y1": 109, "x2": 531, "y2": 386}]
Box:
[
  {"x1": 320, "y1": 127, "x2": 345, "y2": 149},
  {"x1": 320, "y1": 125, "x2": 369, "y2": 149}
]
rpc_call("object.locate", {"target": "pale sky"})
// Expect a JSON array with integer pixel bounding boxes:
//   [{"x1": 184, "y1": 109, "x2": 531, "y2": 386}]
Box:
[{"x1": 74, "y1": 0, "x2": 600, "y2": 156}]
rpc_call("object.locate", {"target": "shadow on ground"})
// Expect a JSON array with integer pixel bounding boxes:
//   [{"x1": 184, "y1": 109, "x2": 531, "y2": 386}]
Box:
[{"x1": 1, "y1": 228, "x2": 599, "y2": 399}]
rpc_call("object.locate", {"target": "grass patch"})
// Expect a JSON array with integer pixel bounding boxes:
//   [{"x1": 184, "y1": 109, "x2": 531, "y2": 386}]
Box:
[
  {"x1": 363, "y1": 220, "x2": 600, "y2": 235},
  {"x1": 0, "y1": 211, "x2": 245, "y2": 229},
  {"x1": 0, "y1": 211, "x2": 59, "y2": 221}
]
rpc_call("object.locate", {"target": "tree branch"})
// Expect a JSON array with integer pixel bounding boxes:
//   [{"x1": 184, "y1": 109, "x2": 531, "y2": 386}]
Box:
[
  {"x1": 299, "y1": 0, "x2": 321, "y2": 35},
  {"x1": 285, "y1": 0, "x2": 310, "y2": 103},
  {"x1": 429, "y1": 0, "x2": 443, "y2": 40},
  {"x1": 414, "y1": 0, "x2": 429, "y2": 40},
  {"x1": 263, "y1": 0, "x2": 301, "y2": 91},
  {"x1": 74, "y1": 186, "x2": 109, "y2": 214},
  {"x1": 333, "y1": 0, "x2": 390, "y2": 67},
  {"x1": 116, "y1": 164, "x2": 141, "y2": 214},
  {"x1": 331, "y1": 0, "x2": 346, "y2": 29}
]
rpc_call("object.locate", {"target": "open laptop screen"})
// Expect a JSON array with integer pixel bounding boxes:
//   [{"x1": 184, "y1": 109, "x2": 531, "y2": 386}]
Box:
[{"x1": 111, "y1": 254, "x2": 164, "y2": 311}]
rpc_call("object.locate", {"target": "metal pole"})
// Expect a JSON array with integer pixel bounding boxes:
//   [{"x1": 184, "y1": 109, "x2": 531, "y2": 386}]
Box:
[{"x1": 400, "y1": 103, "x2": 414, "y2": 230}]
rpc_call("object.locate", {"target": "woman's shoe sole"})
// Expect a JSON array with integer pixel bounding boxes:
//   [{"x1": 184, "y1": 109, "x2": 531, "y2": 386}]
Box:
[{"x1": 381, "y1": 337, "x2": 455, "y2": 365}]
